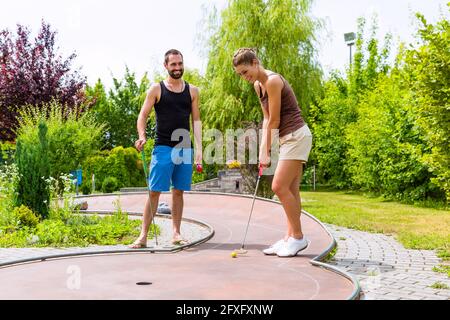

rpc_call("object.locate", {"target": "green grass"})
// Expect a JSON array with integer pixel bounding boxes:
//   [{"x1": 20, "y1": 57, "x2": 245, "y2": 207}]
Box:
[
  {"x1": 433, "y1": 265, "x2": 450, "y2": 278},
  {"x1": 430, "y1": 282, "x2": 449, "y2": 290},
  {"x1": 301, "y1": 191, "x2": 450, "y2": 259},
  {"x1": 323, "y1": 246, "x2": 337, "y2": 263},
  {"x1": 0, "y1": 211, "x2": 157, "y2": 248}
]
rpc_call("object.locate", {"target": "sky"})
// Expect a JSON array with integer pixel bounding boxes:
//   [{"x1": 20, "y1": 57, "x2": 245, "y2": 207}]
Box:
[{"x1": 0, "y1": 0, "x2": 448, "y2": 89}]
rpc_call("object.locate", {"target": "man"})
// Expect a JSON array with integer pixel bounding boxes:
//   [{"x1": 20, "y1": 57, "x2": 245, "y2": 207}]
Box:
[{"x1": 130, "y1": 49, "x2": 202, "y2": 248}]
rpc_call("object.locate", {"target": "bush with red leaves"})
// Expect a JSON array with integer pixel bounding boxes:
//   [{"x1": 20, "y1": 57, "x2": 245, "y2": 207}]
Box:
[{"x1": 0, "y1": 20, "x2": 86, "y2": 141}]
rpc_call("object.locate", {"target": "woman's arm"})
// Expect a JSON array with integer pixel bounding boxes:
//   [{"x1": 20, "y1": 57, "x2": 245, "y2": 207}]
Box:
[
  {"x1": 254, "y1": 82, "x2": 270, "y2": 166},
  {"x1": 260, "y1": 77, "x2": 283, "y2": 166}
]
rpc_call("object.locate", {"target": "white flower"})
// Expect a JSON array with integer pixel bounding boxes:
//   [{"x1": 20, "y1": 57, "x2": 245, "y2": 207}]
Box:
[{"x1": 27, "y1": 235, "x2": 40, "y2": 244}]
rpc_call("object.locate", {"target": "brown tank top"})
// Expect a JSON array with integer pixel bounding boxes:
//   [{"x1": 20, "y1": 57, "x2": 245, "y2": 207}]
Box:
[{"x1": 259, "y1": 73, "x2": 305, "y2": 138}]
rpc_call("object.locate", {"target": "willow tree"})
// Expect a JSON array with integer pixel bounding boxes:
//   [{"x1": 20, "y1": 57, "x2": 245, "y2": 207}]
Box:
[{"x1": 201, "y1": 0, "x2": 323, "y2": 132}]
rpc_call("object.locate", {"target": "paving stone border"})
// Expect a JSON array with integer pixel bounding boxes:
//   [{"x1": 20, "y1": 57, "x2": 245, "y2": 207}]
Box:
[{"x1": 325, "y1": 224, "x2": 450, "y2": 300}]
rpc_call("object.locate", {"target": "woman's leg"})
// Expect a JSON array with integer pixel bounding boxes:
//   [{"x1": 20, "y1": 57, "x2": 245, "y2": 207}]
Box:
[
  {"x1": 272, "y1": 160, "x2": 304, "y2": 240},
  {"x1": 287, "y1": 164, "x2": 303, "y2": 238}
]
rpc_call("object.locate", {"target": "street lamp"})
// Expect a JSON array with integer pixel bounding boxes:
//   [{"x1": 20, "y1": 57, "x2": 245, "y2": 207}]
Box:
[{"x1": 344, "y1": 32, "x2": 356, "y2": 66}]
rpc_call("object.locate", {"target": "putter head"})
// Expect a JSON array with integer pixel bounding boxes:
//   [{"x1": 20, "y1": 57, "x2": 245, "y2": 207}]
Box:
[{"x1": 235, "y1": 248, "x2": 248, "y2": 255}]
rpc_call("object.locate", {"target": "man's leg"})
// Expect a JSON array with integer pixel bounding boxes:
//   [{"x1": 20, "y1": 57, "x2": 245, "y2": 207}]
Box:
[
  {"x1": 131, "y1": 145, "x2": 173, "y2": 248},
  {"x1": 171, "y1": 189, "x2": 184, "y2": 241},
  {"x1": 136, "y1": 191, "x2": 161, "y2": 243},
  {"x1": 170, "y1": 147, "x2": 193, "y2": 243}
]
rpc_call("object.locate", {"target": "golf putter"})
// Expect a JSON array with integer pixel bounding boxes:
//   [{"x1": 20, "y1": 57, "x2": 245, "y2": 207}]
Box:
[
  {"x1": 141, "y1": 150, "x2": 159, "y2": 246},
  {"x1": 236, "y1": 165, "x2": 264, "y2": 254}
]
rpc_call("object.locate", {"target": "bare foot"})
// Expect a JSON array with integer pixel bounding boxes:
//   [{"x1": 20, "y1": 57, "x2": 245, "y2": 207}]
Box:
[
  {"x1": 172, "y1": 234, "x2": 189, "y2": 245},
  {"x1": 129, "y1": 239, "x2": 147, "y2": 249}
]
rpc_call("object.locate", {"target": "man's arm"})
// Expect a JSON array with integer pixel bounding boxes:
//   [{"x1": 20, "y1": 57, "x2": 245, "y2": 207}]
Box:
[
  {"x1": 190, "y1": 85, "x2": 202, "y2": 164},
  {"x1": 135, "y1": 83, "x2": 160, "y2": 152}
]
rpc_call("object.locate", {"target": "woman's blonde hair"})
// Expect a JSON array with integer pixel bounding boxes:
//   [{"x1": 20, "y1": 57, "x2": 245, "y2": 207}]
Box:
[{"x1": 232, "y1": 48, "x2": 258, "y2": 67}]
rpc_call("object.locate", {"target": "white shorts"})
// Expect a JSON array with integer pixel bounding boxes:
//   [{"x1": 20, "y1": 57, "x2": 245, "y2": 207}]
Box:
[{"x1": 278, "y1": 125, "x2": 312, "y2": 162}]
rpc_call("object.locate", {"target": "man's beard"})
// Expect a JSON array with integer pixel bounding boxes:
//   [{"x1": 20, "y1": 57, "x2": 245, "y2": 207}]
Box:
[{"x1": 169, "y1": 69, "x2": 184, "y2": 79}]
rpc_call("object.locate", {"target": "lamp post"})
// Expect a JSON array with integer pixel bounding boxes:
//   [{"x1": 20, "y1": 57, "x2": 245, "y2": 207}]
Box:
[{"x1": 344, "y1": 32, "x2": 356, "y2": 66}]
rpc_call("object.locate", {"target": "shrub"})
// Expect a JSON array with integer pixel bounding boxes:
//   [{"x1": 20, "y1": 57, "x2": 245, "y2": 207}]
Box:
[
  {"x1": 14, "y1": 121, "x2": 50, "y2": 219},
  {"x1": 0, "y1": 204, "x2": 159, "y2": 247},
  {"x1": 15, "y1": 101, "x2": 106, "y2": 181},
  {"x1": 83, "y1": 146, "x2": 146, "y2": 190},
  {"x1": 80, "y1": 182, "x2": 92, "y2": 195},
  {"x1": 35, "y1": 219, "x2": 71, "y2": 245},
  {"x1": 44, "y1": 173, "x2": 78, "y2": 225},
  {"x1": 0, "y1": 163, "x2": 19, "y2": 228},
  {"x1": 0, "y1": 141, "x2": 16, "y2": 165},
  {"x1": 12, "y1": 205, "x2": 40, "y2": 228},
  {"x1": 102, "y1": 176, "x2": 119, "y2": 193},
  {"x1": 192, "y1": 170, "x2": 206, "y2": 185},
  {"x1": 0, "y1": 174, "x2": 158, "y2": 248}
]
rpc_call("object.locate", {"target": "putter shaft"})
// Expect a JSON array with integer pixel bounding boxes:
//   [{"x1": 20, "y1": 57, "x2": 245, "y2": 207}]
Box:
[{"x1": 240, "y1": 166, "x2": 263, "y2": 250}]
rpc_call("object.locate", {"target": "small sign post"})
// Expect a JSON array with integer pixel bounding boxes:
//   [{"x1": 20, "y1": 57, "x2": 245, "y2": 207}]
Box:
[{"x1": 71, "y1": 169, "x2": 82, "y2": 196}]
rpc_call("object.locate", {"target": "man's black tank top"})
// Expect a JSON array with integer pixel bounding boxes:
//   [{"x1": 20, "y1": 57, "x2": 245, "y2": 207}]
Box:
[{"x1": 154, "y1": 81, "x2": 192, "y2": 148}]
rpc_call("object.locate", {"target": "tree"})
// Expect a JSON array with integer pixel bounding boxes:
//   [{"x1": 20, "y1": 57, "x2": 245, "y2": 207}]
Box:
[
  {"x1": 15, "y1": 121, "x2": 50, "y2": 219},
  {"x1": 0, "y1": 21, "x2": 86, "y2": 141},
  {"x1": 85, "y1": 67, "x2": 150, "y2": 149},
  {"x1": 309, "y1": 74, "x2": 355, "y2": 188},
  {"x1": 405, "y1": 10, "x2": 450, "y2": 201},
  {"x1": 345, "y1": 71, "x2": 437, "y2": 200},
  {"x1": 310, "y1": 17, "x2": 392, "y2": 188},
  {"x1": 349, "y1": 17, "x2": 392, "y2": 97},
  {"x1": 86, "y1": 67, "x2": 206, "y2": 150},
  {"x1": 200, "y1": 0, "x2": 323, "y2": 132}
]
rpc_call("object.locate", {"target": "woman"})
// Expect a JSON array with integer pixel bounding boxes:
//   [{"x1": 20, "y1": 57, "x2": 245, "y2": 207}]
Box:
[{"x1": 233, "y1": 48, "x2": 313, "y2": 257}]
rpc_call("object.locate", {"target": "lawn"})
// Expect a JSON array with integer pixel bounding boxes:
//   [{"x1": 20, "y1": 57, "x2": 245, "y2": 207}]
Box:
[{"x1": 301, "y1": 190, "x2": 450, "y2": 260}]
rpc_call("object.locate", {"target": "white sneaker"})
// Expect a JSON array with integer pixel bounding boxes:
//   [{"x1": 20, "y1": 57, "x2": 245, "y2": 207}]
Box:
[
  {"x1": 276, "y1": 236, "x2": 309, "y2": 257},
  {"x1": 262, "y1": 239, "x2": 286, "y2": 255}
]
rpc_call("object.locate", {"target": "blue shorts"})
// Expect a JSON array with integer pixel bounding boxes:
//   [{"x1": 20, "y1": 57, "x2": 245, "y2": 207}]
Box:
[{"x1": 148, "y1": 145, "x2": 193, "y2": 192}]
